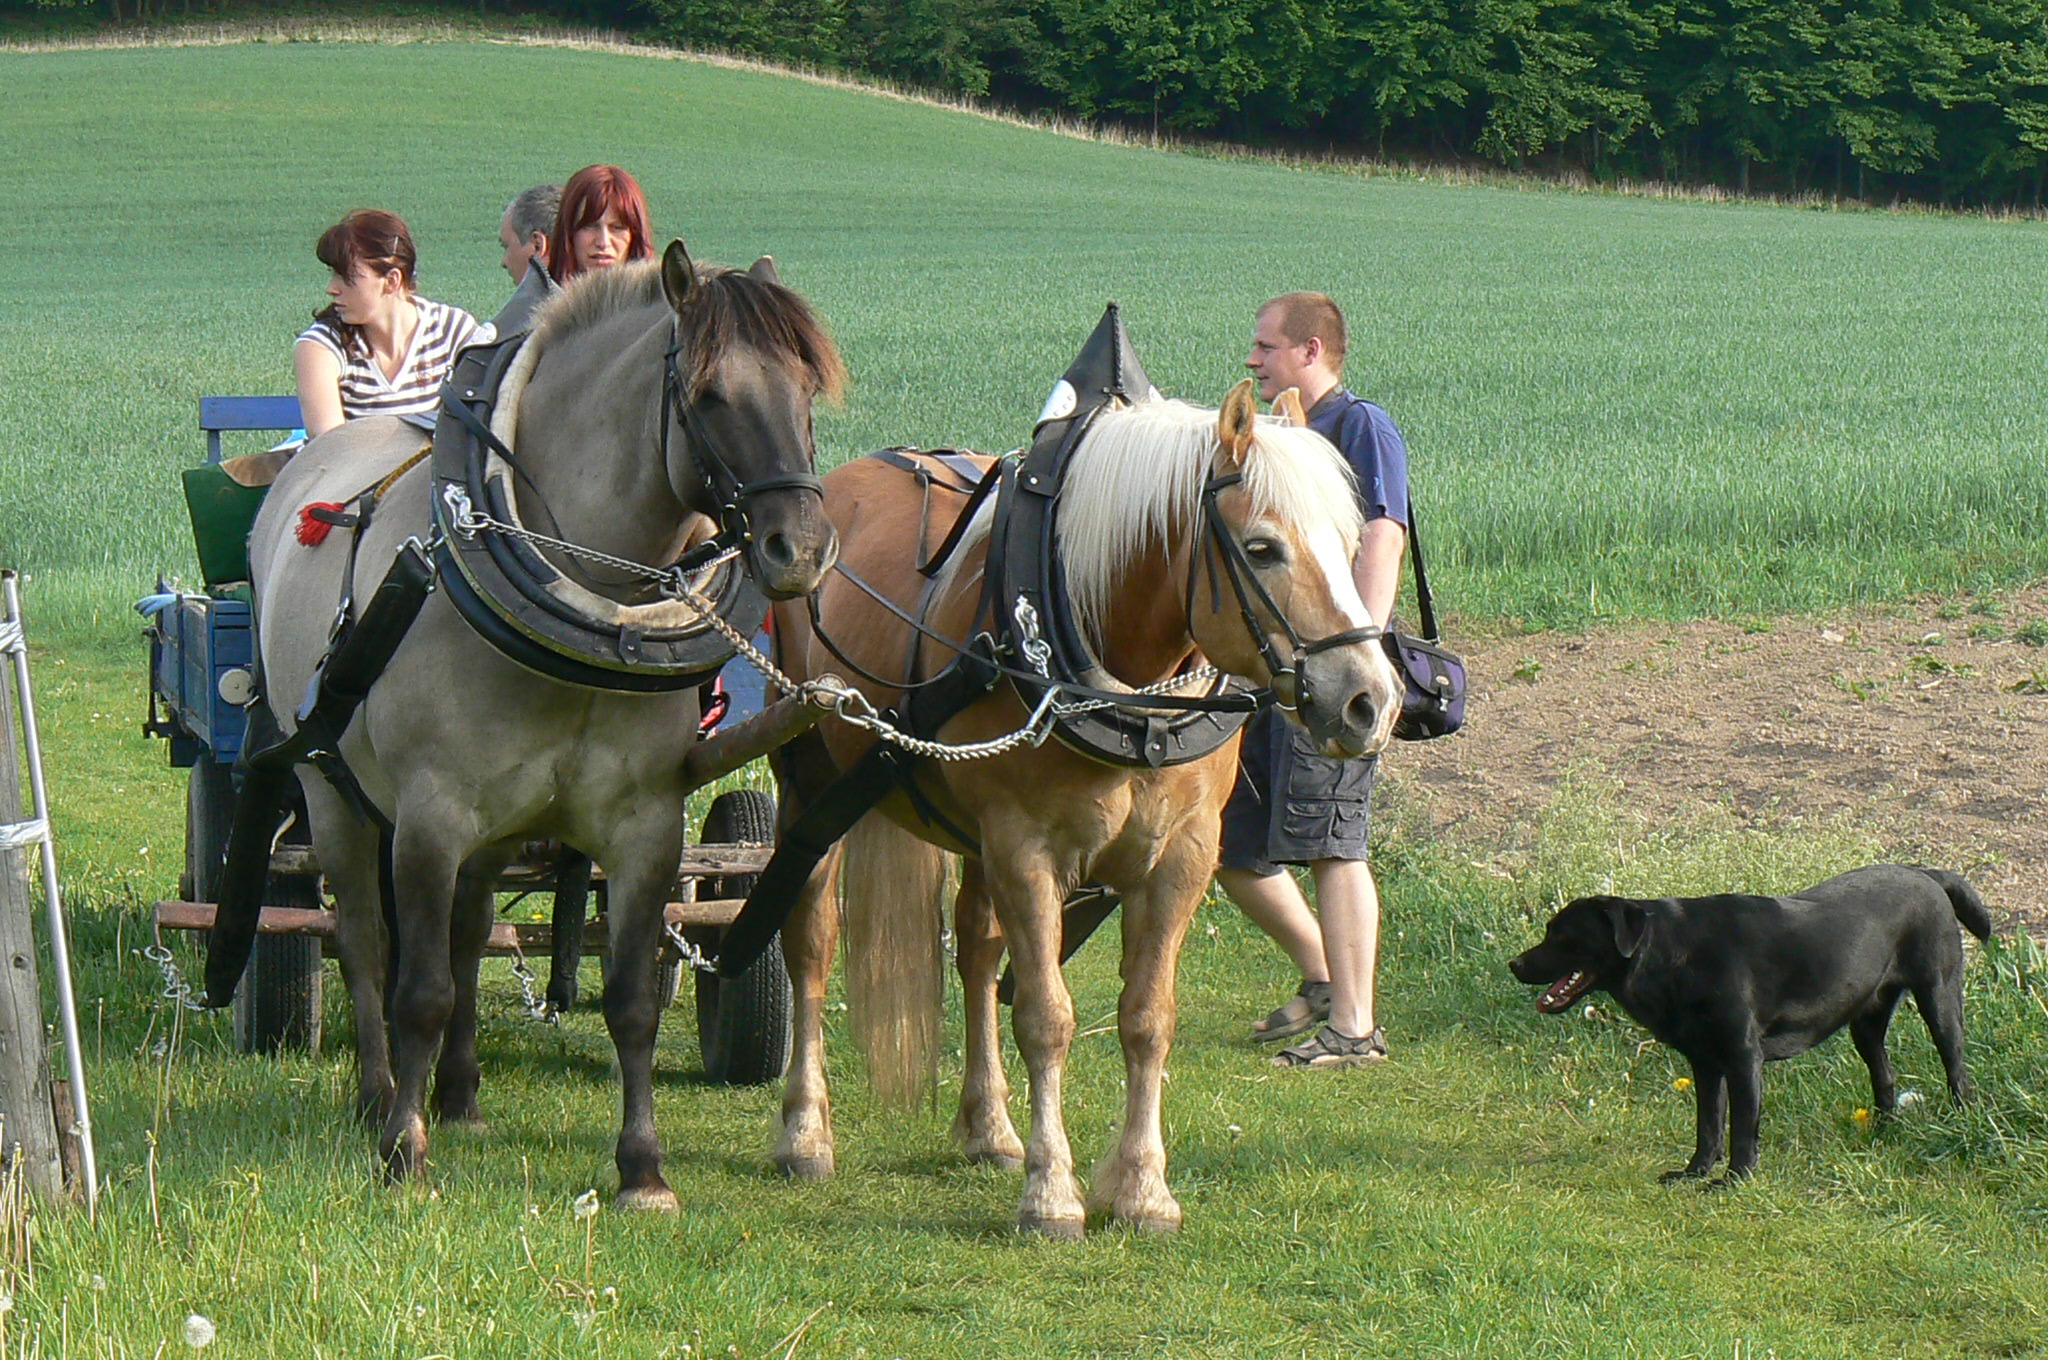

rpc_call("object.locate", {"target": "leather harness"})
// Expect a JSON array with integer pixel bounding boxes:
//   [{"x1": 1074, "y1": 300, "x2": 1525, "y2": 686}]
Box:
[{"x1": 720, "y1": 304, "x2": 1384, "y2": 980}]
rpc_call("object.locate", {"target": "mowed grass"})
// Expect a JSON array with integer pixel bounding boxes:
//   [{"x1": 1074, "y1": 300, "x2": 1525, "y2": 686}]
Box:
[
  {"x1": 3, "y1": 38, "x2": 2048, "y2": 1358},
  {"x1": 13, "y1": 645, "x2": 2048, "y2": 1358},
  {"x1": 4, "y1": 40, "x2": 2048, "y2": 637}
]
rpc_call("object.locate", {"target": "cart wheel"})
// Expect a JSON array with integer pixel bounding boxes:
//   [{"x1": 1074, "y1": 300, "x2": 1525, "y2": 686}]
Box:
[
  {"x1": 689, "y1": 789, "x2": 789, "y2": 1085},
  {"x1": 230, "y1": 797, "x2": 324, "y2": 1057},
  {"x1": 185, "y1": 759, "x2": 236, "y2": 903}
]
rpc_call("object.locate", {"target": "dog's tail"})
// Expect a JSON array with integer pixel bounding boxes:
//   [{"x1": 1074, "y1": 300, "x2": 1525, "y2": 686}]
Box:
[{"x1": 1919, "y1": 867, "x2": 1993, "y2": 941}]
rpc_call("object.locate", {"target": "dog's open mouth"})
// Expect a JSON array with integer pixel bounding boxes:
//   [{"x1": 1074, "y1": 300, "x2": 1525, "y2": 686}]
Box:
[{"x1": 1536, "y1": 971, "x2": 1593, "y2": 1012}]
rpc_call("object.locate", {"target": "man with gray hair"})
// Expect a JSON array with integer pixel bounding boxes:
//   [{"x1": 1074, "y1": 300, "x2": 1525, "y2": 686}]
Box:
[{"x1": 498, "y1": 183, "x2": 560, "y2": 282}]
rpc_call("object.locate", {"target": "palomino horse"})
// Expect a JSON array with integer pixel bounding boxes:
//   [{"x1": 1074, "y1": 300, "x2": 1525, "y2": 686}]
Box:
[
  {"x1": 767, "y1": 379, "x2": 1402, "y2": 1235},
  {"x1": 246, "y1": 246, "x2": 842, "y2": 1206}
]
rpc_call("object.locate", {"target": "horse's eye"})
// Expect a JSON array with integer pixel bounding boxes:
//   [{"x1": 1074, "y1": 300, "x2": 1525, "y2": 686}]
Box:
[{"x1": 1244, "y1": 538, "x2": 1284, "y2": 565}]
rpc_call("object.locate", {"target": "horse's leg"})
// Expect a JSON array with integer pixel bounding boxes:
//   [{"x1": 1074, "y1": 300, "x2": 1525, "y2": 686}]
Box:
[
  {"x1": 951, "y1": 859, "x2": 1023, "y2": 1168},
  {"x1": 301, "y1": 779, "x2": 394, "y2": 1125},
  {"x1": 432, "y1": 861, "x2": 495, "y2": 1126},
  {"x1": 381, "y1": 808, "x2": 467, "y2": 1181},
  {"x1": 598, "y1": 823, "x2": 687, "y2": 1212},
  {"x1": 985, "y1": 838, "x2": 1085, "y2": 1238},
  {"x1": 775, "y1": 842, "x2": 843, "y2": 1180},
  {"x1": 1089, "y1": 833, "x2": 1210, "y2": 1234}
]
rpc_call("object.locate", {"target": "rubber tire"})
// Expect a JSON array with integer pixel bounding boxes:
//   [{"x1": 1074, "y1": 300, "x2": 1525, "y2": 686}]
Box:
[
  {"x1": 689, "y1": 789, "x2": 790, "y2": 1085},
  {"x1": 185, "y1": 759, "x2": 235, "y2": 904},
  {"x1": 208, "y1": 774, "x2": 323, "y2": 1048}
]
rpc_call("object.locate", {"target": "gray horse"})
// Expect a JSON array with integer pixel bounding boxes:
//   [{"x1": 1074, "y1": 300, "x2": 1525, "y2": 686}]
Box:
[{"x1": 246, "y1": 243, "x2": 842, "y2": 1207}]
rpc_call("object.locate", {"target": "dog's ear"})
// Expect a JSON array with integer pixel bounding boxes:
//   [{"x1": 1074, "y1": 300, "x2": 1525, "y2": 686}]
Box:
[{"x1": 1605, "y1": 899, "x2": 1650, "y2": 958}]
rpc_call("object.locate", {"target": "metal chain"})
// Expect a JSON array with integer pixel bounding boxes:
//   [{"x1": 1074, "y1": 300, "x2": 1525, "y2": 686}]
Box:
[
  {"x1": 505, "y1": 941, "x2": 559, "y2": 1025},
  {"x1": 141, "y1": 942, "x2": 209, "y2": 1013},
  {"x1": 452, "y1": 487, "x2": 1229, "y2": 762},
  {"x1": 663, "y1": 920, "x2": 720, "y2": 975},
  {"x1": 443, "y1": 488, "x2": 742, "y2": 597}
]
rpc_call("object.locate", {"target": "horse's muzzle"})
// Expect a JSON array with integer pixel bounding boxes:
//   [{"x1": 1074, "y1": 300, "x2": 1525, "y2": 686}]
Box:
[
  {"x1": 1296, "y1": 642, "x2": 1401, "y2": 758},
  {"x1": 748, "y1": 492, "x2": 839, "y2": 600}
]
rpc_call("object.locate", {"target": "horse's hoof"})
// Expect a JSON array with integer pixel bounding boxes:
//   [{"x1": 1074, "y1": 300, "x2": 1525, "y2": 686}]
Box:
[
  {"x1": 380, "y1": 1126, "x2": 429, "y2": 1185},
  {"x1": 1119, "y1": 1211, "x2": 1182, "y2": 1236},
  {"x1": 966, "y1": 1148, "x2": 1025, "y2": 1172},
  {"x1": 434, "y1": 1098, "x2": 485, "y2": 1127},
  {"x1": 776, "y1": 1153, "x2": 834, "y2": 1181},
  {"x1": 1016, "y1": 1212, "x2": 1086, "y2": 1241},
  {"x1": 615, "y1": 1184, "x2": 680, "y2": 1213}
]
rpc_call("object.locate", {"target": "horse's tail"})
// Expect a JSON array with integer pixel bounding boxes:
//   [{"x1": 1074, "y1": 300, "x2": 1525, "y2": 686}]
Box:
[
  {"x1": 840, "y1": 811, "x2": 950, "y2": 1107},
  {"x1": 1919, "y1": 867, "x2": 1993, "y2": 941}
]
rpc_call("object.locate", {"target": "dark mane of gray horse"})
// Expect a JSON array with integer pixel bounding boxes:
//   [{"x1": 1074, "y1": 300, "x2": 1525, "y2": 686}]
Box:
[{"x1": 533, "y1": 258, "x2": 846, "y2": 401}]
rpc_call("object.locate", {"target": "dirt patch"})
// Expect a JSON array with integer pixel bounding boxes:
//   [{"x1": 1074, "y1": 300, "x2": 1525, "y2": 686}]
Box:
[{"x1": 1389, "y1": 586, "x2": 2048, "y2": 935}]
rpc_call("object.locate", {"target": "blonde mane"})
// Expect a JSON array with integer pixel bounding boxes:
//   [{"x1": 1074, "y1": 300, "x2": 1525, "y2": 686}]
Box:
[{"x1": 1058, "y1": 400, "x2": 1363, "y2": 648}]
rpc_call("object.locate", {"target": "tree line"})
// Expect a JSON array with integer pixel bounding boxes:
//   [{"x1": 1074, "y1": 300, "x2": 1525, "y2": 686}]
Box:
[{"x1": 13, "y1": 0, "x2": 2047, "y2": 207}]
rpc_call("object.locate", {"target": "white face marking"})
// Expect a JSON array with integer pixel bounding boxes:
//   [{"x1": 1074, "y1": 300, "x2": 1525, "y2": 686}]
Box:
[{"x1": 1303, "y1": 521, "x2": 1373, "y2": 629}]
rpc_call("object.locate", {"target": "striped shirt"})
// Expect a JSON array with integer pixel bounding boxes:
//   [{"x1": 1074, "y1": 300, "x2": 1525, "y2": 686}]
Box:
[{"x1": 295, "y1": 297, "x2": 479, "y2": 422}]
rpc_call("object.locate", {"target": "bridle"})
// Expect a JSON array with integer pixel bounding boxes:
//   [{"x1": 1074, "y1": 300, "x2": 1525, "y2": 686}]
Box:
[
  {"x1": 1192, "y1": 469, "x2": 1384, "y2": 714},
  {"x1": 659, "y1": 320, "x2": 825, "y2": 550}
]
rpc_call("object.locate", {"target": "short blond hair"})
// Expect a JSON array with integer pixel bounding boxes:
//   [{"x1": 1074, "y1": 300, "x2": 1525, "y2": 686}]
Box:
[{"x1": 1259, "y1": 292, "x2": 1347, "y2": 371}]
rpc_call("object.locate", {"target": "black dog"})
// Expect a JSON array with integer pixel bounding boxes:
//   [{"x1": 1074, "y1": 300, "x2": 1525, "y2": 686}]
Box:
[{"x1": 1507, "y1": 865, "x2": 1990, "y2": 1186}]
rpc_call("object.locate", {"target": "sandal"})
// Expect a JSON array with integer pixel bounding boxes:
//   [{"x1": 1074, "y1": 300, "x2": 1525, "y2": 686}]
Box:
[
  {"x1": 1272, "y1": 1024, "x2": 1388, "y2": 1069},
  {"x1": 1251, "y1": 979, "x2": 1332, "y2": 1043}
]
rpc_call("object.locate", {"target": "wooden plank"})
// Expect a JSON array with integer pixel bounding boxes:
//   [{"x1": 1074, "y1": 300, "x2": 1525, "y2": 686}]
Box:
[
  {"x1": 198, "y1": 395, "x2": 304, "y2": 433},
  {"x1": 153, "y1": 898, "x2": 747, "y2": 953},
  {"x1": 682, "y1": 692, "x2": 825, "y2": 788},
  {"x1": 261, "y1": 843, "x2": 773, "y2": 881}
]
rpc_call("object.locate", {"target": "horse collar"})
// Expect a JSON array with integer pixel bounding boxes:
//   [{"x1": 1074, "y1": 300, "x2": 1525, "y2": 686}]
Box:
[
  {"x1": 429, "y1": 324, "x2": 766, "y2": 692},
  {"x1": 992, "y1": 307, "x2": 1254, "y2": 770}
]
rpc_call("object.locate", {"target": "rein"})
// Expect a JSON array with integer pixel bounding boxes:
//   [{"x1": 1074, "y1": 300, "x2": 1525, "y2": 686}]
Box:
[{"x1": 1194, "y1": 470, "x2": 1384, "y2": 713}]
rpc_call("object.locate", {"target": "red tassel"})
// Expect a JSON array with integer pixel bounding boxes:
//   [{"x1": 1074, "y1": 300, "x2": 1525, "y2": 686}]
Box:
[{"x1": 296, "y1": 501, "x2": 346, "y2": 547}]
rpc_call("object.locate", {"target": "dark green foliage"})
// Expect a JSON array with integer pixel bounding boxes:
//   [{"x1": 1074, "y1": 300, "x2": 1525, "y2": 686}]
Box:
[{"x1": 8, "y1": 0, "x2": 2048, "y2": 205}]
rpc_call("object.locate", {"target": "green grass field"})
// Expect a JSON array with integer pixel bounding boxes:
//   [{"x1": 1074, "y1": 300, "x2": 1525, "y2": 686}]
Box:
[
  {"x1": 2, "y1": 36, "x2": 2047, "y2": 1358},
  {"x1": 5, "y1": 39, "x2": 2048, "y2": 636}
]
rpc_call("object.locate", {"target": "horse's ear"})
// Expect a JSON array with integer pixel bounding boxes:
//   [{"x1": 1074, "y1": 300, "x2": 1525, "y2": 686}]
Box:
[
  {"x1": 660, "y1": 238, "x2": 695, "y2": 310},
  {"x1": 749, "y1": 255, "x2": 781, "y2": 286},
  {"x1": 1271, "y1": 387, "x2": 1307, "y2": 426},
  {"x1": 1218, "y1": 378, "x2": 1259, "y2": 470}
]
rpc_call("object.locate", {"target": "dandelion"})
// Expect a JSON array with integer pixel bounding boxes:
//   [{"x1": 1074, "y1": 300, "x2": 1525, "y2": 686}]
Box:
[
  {"x1": 183, "y1": 1313, "x2": 217, "y2": 1349},
  {"x1": 1672, "y1": 1077, "x2": 1692, "y2": 1093},
  {"x1": 1226, "y1": 1123, "x2": 1242, "y2": 1138},
  {"x1": 575, "y1": 1188, "x2": 600, "y2": 1283},
  {"x1": 1582, "y1": 1004, "x2": 1600, "y2": 1021},
  {"x1": 1853, "y1": 1107, "x2": 1872, "y2": 1127},
  {"x1": 1897, "y1": 1090, "x2": 1926, "y2": 1111}
]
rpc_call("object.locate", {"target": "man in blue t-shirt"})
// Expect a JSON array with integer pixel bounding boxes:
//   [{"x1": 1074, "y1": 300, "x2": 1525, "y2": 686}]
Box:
[{"x1": 1216, "y1": 291, "x2": 1409, "y2": 1068}]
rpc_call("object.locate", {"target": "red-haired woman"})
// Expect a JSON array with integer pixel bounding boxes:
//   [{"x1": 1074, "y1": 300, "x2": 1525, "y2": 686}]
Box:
[
  {"x1": 548, "y1": 165, "x2": 656, "y2": 283},
  {"x1": 293, "y1": 209, "x2": 479, "y2": 439}
]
